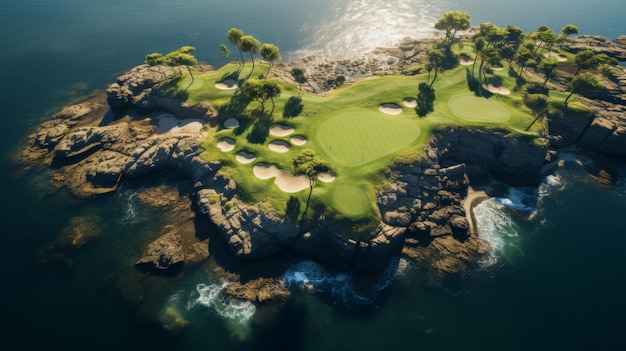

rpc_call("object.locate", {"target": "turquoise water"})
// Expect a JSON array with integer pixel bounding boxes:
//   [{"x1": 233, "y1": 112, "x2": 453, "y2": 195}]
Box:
[{"x1": 1, "y1": 1, "x2": 626, "y2": 350}]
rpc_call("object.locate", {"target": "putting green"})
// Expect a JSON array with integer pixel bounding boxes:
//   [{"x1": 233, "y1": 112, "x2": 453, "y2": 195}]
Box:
[
  {"x1": 448, "y1": 93, "x2": 511, "y2": 123},
  {"x1": 316, "y1": 108, "x2": 420, "y2": 167},
  {"x1": 331, "y1": 183, "x2": 370, "y2": 217}
]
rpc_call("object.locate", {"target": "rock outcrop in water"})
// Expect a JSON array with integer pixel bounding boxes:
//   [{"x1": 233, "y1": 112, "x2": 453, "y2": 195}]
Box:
[{"x1": 16, "y1": 34, "x2": 626, "y2": 279}]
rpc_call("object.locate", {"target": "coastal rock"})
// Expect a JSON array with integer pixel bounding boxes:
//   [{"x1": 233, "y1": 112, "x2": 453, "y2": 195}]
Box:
[
  {"x1": 135, "y1": 226, "x2": 185, "y2": 271},
  {"x1": 106, "y1": 64, "x2": 177, "y2": 110},
  {"x1": 436, "y1": 128, "x2": 548, "y2": 186},
  {"x1": 351, "y1": 223, "x2": 406, "y2": 271},
  {"x1": 54, "y1": 123, "x2": 129, "y2": 158},
  {"x1": 198, "y1": 193, "x2": 300, "y2": 259},
  {"x1": 564, "y1": 35, "x2": 626, "y2": 61},
  {"x1": 124, "y1": 135, "x2": 181, "y2": 177},
  {"x1": 57, "y1": 150, "x2": 134, "y2": 197},
  {"x1": 223, "y1": 278, "x2": 290, "y2": 302}
]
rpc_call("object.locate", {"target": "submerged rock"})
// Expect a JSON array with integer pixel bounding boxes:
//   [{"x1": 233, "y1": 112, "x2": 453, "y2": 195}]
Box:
[
  {"x1": 36, "y1": 215, "x2": 103, "y2": 268},
  {"x1": 223, "y1": 278, "x2": 290, "y2": 303},
  {"x1": 135, "y1": 226, "x2": 185, "y2": 271}
]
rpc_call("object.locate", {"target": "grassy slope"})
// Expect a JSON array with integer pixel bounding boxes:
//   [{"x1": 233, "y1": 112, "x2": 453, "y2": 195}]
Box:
[{"x1": 162, "y1": 45, "x2": 583, "y2": 238}]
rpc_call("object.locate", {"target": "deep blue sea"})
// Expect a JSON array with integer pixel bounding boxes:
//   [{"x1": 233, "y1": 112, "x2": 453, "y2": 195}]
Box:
[{"x1": 1, "y1": 1, "x2": 625, "y2": 350}]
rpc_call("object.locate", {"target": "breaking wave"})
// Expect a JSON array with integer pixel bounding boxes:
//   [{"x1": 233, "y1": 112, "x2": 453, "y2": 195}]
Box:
[
  {"x1": 187, "y1": 283, "x2": 256, "y2": 326},
  {"x1": 474, "y1": 173, "x2": 568, "y2": 267},
  {"x1": 282, "y1": 257, "x2": 407, "y2": 308}
]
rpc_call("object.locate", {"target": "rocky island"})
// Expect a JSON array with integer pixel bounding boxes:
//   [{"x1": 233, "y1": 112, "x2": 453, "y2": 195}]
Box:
[{"x1": 15, "y1": 16, "x2": 626, "y2": 333}]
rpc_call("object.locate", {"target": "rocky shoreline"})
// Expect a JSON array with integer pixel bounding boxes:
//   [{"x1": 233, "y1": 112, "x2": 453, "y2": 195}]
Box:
[{"x1": 15, "y1": 34, "x2": 626, "y2": 307}]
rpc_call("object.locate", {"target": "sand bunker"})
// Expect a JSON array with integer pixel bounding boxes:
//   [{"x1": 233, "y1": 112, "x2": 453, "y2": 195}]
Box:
[
  {"x1": 460, "y1": 57, "x2": 474, "y2": 65},
  {"x1": 379, "y1": 103, "x2": 402, "y2": 115},
  {"x1": 224, "y1": 118, "x2": 239, "y2": 128},
  {"x1": 482, "y1": 84, "x2": 511, "y2": 95},
  {"x1": 268, "y1": 140, "x2": 290, "y2": 153},
  {"x1": 318, "y1": 171, "x2": 336, "y2": 183},
  {"x1": 154, "y1": 114, "x2": 205, "y2": 134},
  {"x1": 216, "y1": 138, "x2": 235, "y2": 152},
  {"x1": 252, "y1": 163, "x2": 310, "y2": 193},
  {"x1": 214, "y1": 79, "x2": 238, "y2": 90},
  {"x1": 543, "y1": 52, "x2": 567, "y2": 62},
  {"x1": 403, "y1": 98, "x2": 417, "y2": 108},
  {"x1": 290, "y1": 135, "x2": 307, "y2": 146},
  {"x1": 269, "y1": 124, "x2": 295, "y2": 137},
  {"x1": 235, "y1": 151, "x2": 256, "y2": 164}
]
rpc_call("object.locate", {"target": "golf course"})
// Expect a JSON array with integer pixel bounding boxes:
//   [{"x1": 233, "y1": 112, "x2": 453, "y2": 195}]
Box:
[{"x1": 160, "y1": 40, "x2": 584, "y2": 237}]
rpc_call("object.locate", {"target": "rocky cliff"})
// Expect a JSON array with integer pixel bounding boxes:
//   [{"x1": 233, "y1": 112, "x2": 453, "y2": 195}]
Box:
[{"x1": 17, "y1": 32, "x2": 625, "y2": 277}]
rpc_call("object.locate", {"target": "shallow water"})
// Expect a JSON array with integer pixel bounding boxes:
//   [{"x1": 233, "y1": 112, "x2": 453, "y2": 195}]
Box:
[{"x1": 1, "y1": 1, "x2": 626, "y2": 350}]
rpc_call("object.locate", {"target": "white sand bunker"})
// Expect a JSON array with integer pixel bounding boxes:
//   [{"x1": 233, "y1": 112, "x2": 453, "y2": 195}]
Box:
[
  {"x1": 215, "y1": 79, "x2": 238, "y2": 90},
  {"x1": 543, "y1": 52, "x2": 567, "y2": 62},
  {"x1": 379, "y1": 103, "x2": 402, "y2": 115},
  {"x1": 403, "y1": 98, "x2": 417, "y2": 108},
  {"x1": 224, "y1": 118, "x2": 239, "y2": 128},
  {"x1": 154, "y1": 113, "x2": 205, "y2": 134},
  {"x1": 268, "y1": 140, "x2": 290, "y2": 153},
  {"x1": 269, "y1": 124, "x2": 295, "y2": 137},
  {"x1": 216, "y1": 138, "x2": 235, "y2": 152},
  {"x1": 235, "y1": 151, "x2": 256, "y2": 164},
  {"x1": 318, "y1": 171, "x2": 336, "y2": 183},
  {"x1": 460, "y1": 57, "x2": 474, "y2": 65},
  {"x1": 253, "y1": 163, "x2": 310, "y2": 193},
  {"x1": 290, "y1": 135, "x2": 307, "y2": 146},
  {"x1": 482, "y1": 84, "x2": 511, "y2": 95}
]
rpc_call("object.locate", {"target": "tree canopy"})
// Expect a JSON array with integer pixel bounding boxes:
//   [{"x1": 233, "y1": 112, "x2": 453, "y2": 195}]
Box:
[
  {"x1": 241, "y1": 78, "x2": 282, "y2": 111},
  {"x1": 290, "y1": 67, "x2": 308, "y2": 96},
  {"x1": 565, "y1": 72, "x2": 604, "y2": 105},
  {"x1": 240, "y1": 35, "x2": 261, "y2": 78},
  {"x1": 434, "y1": 11, "x2": 471, "y2": 52},
  {"x1": 165, "y1": 46, "x2": 198, "y2": 82},
  {"x1": 226, "y1": 28, "x2": 245, "y2": 67},
  {"x1": 259, "y1": 43, "x2": 281, "y2": 78}
]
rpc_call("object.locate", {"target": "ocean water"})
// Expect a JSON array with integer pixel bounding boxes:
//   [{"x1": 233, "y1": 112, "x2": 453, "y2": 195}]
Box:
[{"x1": 1, "y1": 1, "x2": 626, "y2": 350}]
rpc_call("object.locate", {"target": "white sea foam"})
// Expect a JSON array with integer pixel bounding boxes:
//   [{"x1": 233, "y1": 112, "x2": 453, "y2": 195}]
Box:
[
  {"x1": 116, "y1": 189, "x2": 146, "y2": 224},
  {"x1": 188, "y1": 283, "x2": 256, "y2": 326},
  {"x1": 475, "y1": 172, "x2": 570, "y2": 267},
  {"x1": 473, "y1": 199, "x2": 518, "y2": 267},
  {"x1": 283, "y1": 258, "x2": 404, "y2": 307}
]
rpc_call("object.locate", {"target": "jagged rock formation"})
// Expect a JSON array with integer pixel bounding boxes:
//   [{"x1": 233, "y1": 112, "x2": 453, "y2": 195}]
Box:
[
  {"x1": 135, "y1": 226, "x2": 185, "y2": 270},
  {"x1": 17, "y1": 33, "x2": 625, "y2": 278}
]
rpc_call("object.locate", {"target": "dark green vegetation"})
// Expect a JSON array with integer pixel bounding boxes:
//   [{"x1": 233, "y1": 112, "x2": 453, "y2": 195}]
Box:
[{"x1": 153, "y1": 14, "x2": 606, "y2": 238}]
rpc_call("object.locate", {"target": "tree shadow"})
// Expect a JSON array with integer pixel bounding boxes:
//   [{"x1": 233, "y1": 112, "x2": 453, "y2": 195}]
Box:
[
  {"x1": 415, "y1": 82, "x2": 435, "y2": 117},
  {"x1": 158, "y1": 75, "x2": 189, "y2": 101},
  {"x1": 283, "y1": 96, "x2": 304, "y2": 118},
  {"x1": 217, "y1": 89, "x2": 250, "y2": 122},
  {"x1": 466, "y1": 69, "x2": 481, "y2": 95},
  {"x1": 285, "y1": 196, "x2": 301, "y2": 222},
  {"x1": 221, "y1": 70, "x2": 240, "y2": 82},
  {"x1": 247, "y1": 109, "x2": 273, "y2": 144}
]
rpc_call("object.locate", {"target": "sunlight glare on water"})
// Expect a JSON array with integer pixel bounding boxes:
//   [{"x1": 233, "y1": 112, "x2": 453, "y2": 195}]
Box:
[{"x1": 297, "y1": 0, "x2": 445, "y2": 59}]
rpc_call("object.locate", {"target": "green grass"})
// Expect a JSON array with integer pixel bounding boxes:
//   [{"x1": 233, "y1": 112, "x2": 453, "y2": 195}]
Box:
[
  {"x1": 315, "y1": 108, "x2": 421, "y2": 167},
  {"x1": 330, "y1": 182, "x2": 371, "y2": 216},
  {"x1": 158, "y1": 44, "x2": 577, "y2": 238},
  {"x1": 448, "y1": 93, "x2": 511, "y2": 123}
]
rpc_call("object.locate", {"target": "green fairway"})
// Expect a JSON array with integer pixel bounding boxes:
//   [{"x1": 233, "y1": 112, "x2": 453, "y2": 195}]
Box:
[
  {"x1": 448, "y1": 93, "x2": 511, "y2": 123},
  {"x1": 316, "y1": 108, "x2": 421, "y2": 167},
  {"x1": 330, "y1": 183, "x2": 370, "y2": 217}
]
